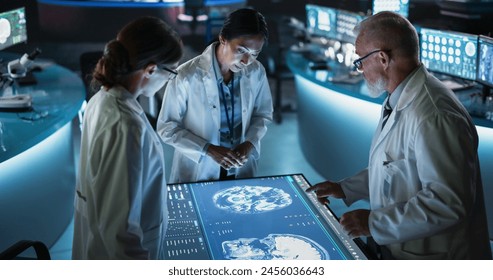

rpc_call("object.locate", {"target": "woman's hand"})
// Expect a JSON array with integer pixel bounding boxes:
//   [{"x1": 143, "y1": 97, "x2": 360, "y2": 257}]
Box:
[
  {"x1": 233, "y1": 141, "x2": 254, "y2": 165},
  {"x1": 206, "y1": 144, "x2": 242, "y2": 170}
]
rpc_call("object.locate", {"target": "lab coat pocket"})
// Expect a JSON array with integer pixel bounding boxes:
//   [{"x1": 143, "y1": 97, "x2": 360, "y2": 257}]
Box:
[{"x1": 382, "y1": 158, "x2": 408, "y2": 203}]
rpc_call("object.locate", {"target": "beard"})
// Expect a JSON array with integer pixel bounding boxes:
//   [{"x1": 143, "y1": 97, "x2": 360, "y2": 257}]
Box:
[{"x1": 366, "y1": 77, "x2": 388, "y2": 98}]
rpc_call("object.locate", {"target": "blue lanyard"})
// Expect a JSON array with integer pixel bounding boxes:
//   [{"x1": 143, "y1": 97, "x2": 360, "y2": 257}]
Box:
[{"x1": 219, "y1": 74, "x2": 235, "y2": 144}]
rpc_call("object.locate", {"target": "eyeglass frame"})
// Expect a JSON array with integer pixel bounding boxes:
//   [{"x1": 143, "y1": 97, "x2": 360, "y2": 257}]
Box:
[
  {"x1": 352, "y1": 49, "x2": 390, "y2": 73},
  {"x1": 160, "y1": 65, "x2": 178, "y2": 80}
]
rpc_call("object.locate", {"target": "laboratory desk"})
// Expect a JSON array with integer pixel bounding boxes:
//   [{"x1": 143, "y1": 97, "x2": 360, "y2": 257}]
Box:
[
  {"x1": 286, "y1": 50, "x2": 493, "y2": 240},
  {"x1": 0, "y1": 53, "x2": 85, "y2": 256}
]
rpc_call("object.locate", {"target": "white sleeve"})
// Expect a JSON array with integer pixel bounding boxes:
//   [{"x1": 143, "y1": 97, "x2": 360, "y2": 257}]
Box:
[{"x1": 370, "y1": 113, "x2": 475, "y2": 245}]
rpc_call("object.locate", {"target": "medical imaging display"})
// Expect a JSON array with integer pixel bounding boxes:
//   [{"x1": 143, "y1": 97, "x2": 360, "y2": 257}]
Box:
[
  {"x1": 165, "y1": 174, "x2": 368, "y2": 260},
  {"x1": 420, "y1": 28, "x2": 478, "y2": 81},
  {"x1": 0, "y1": 7, "x2": 27, "y2": 51},
  {"x1": 477, "y1": 35, "x2": 493, "y2": 88},
  {"x1": 306, "y1": 4, "x2": 337, "y2": 40},
  {"x1": 372, "y1": 0, "x2": 409, "y2": 18},
  {"x1": 305, "y1": 5, "x2": 365, "y2": 44}
]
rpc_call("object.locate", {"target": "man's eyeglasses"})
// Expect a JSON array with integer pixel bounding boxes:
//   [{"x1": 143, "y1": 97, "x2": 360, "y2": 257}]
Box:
[
  {"x1": 160, "y1": 66, "x2": 178, "y2": 80},
  {"x1": 352, "y1": 49, "x2": 389, "y2": 73}
]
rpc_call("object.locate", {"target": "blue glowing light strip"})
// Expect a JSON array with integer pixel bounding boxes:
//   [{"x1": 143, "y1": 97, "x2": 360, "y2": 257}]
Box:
[{"x1": 286, "y1": 175, "x2": 350, "y2": 260}]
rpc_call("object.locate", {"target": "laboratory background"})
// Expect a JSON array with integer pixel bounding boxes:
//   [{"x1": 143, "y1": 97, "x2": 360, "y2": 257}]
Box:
[{"x1": 0, "y1": 0, "x2": 492, "y2": 260}]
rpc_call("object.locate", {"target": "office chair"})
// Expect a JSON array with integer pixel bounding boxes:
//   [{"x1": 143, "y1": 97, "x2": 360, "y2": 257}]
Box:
[
  {"x1": 0, "y1": 240, "x2": 51, "y2": 260},
  {"x1": 258, "y1": 19, "x2": 294, "y2": 124}
]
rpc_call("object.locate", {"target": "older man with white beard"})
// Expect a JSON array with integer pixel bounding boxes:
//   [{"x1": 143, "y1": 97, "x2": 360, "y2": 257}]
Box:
[{"x1": 306, "y1": 11, "x2": 491, "y2": 260}]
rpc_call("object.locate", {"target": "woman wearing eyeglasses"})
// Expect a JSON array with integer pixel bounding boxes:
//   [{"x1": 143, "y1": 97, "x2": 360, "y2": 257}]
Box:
[
  {"x1": 157, "y1": 8, "x2": 273, "y2": 183},
  {"x1": 72, "y1": 17, "x2": 182, "y2": 259}
]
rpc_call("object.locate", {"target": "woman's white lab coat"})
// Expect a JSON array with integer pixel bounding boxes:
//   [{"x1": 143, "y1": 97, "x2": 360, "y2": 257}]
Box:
[
  {"x1": 157, "y1": 43, "x2": 273, "y2": 183},
  {"x1": 72, "y1": 86, "x2": 168, "y2": 259},
  {"x1": 341, "y1": 66, "x2": 491, "y2": 259}
]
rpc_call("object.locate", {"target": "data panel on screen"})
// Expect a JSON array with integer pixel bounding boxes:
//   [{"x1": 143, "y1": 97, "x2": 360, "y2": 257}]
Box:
[
  {"x1": 306, "y1": 4, "x2": 337, "y2": 40},
  {"x1": 372, "y1": 0, "x2": 409, "y2": 18},
  {"x1": 305, "y1": 4, "x2": 364, "y2": 44},
  {"x1": 477, "y1": 35, "x2": 493, "y2": 88},
  {"x1": 0, "y1": 7, "x2": 27, "y2": 51},
  {"x1": 420, "y1": 28, "x2": 478, "y2": 81},
  {"x1": 336, "y1": 9, "x2": 365, "y2": 44},
  {"x1": 165, "y1": 174, "x2": 368, "y2": 260}
]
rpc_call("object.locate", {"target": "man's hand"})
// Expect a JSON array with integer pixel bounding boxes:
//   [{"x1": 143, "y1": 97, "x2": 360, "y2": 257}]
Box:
[
  {"x1": 305, "y1": 181, "x2": 345, "y2": 205},
  {"x1": 340, "y1": 209, "x2": 371, "y2": 238}
]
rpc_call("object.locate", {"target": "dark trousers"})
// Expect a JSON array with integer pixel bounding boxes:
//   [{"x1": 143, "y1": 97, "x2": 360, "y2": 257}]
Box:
[
  {"x1": 220, "y1": 168, "x2": 236, "y2": 181},
  {"x1": 367, "y1": 237, "x2": 395, "y2": 260}
]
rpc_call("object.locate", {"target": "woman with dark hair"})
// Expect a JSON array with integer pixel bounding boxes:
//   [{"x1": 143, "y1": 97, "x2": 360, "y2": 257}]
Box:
[
  {"x1": 72, "y1": 16, "x2": 183, "y2": 259},
  {"x1": 157, "y1": 8, "x2": 273, "y2": 183}
]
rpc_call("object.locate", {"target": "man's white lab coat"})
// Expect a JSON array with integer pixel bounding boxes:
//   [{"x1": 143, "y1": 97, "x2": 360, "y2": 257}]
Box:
[
  {"x1": 72, "y1": 86, "x2": 168, "y2": 259},
  {"x1": 157, "y1": 43, "x2": 273, "y2": 183},
  {"x1": 341, "y1": 66, "x2": 491, "y2": 259}
]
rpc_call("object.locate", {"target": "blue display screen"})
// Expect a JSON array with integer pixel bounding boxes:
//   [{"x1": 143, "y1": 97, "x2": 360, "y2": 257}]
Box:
[
  {"x1": 372, "y1": 0, "x2": 409, "y2": 18},
  {"x1": 0, "y1": 7, "x2": 27, "y2": 51},
  {"x1": 306, "y1": 4, "x2": 365, "y2": 44},
  {"x1": 477, "y1": 35, "x2": 493, "y2": 88},
  {"x1": 335, "y1": 10, "x2": 365, "y2": 44},
  {"x1": 306, "y1": 4, "x2": 337, "y2": 40},
  {"x1": 420, "y1": 28, "x2": 478, "y2": 81},
  {"x1": 165, "y1": 174, "x2": 368, "y2": 260}
]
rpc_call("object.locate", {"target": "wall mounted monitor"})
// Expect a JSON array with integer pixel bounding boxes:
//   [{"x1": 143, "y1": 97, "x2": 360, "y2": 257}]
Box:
[
  {"x1": 420, "y1": 28, "x2": 478, "y2": 81},
  {"x1": 306, "y1": 4, "x2": 338, "y2": 40},
  {"x1": 0, "y1": 7, "x2": 27, "y2": 51},
  {"x1": 164, "y1": 174, "x2": 369, "y2": 260},
  {"x1": 477, "y1": 35, "x2": 493, "y2": 88},
  {"x1": 372, "y1": 0, "x2": 409, "y2": 18}
]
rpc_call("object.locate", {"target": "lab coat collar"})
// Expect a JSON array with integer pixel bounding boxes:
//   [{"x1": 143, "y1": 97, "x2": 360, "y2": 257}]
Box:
[
  {"x1": 198, "y1": 42, "x2": 246, "y2": 79},
  {"x1": 394, "y1": 65, "x2": 426, "y2": 113},
  {"x1": 372, "y1": 65, "x2": 426, "y2": 148},
  {"x1": 106, "y1": 85, "x2": 145, "y2": 116}
]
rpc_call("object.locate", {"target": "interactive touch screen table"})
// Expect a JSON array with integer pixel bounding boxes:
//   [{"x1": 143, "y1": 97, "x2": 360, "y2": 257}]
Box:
[{"x1": 164, "y1": 174, "x2": 368, "y2": 260}]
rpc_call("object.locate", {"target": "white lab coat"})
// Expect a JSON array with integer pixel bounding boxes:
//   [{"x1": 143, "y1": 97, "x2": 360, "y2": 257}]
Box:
[
  {"x1": 341, "y1": 66, "x2": 491, "y2": 259},
  {"x1": 157, "y1": 43, "x2": 273, "y2": 183},
  {"x1": 72, "y1": 86, "x2": 168, "y2": 259}
]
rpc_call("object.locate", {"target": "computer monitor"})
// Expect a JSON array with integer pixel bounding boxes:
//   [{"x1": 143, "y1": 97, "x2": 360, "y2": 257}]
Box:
[
  {"x1": 305, "y1": 4, "x2": 337, "y2": 40},
  {"x1": 372, "y1": 0, "x2": 409, "y2": 18},
  {"x1": 305, "y1": 4, "x2": 365, "y2": 45},
  {"x1": 476, "y1": 35, "x2": 493, "y2": 89},
  {"x1": 165, "y1": 174, "x2": 369, "y2": 260},
  {"x1": 419, "y1": 28, "x2": 478, "y2": 81},
  {"x1": 0, "y1": 7, "x2": 27, "y2": 51},
  {"x1": 335, "y1": 9, "x2": 365, "y2": 44}
]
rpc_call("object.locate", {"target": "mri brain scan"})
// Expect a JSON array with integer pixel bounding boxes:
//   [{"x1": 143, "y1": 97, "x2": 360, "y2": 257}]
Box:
[
  {"x1": 212, "y1": 186, "x2": 292, "y2": 214},
  {"x1": 222, "y1": 233, "x2": 330, "y2": 260}
]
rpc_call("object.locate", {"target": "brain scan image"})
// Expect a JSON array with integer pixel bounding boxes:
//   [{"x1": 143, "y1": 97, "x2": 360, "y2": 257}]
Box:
[
  {"x1": 212, "y1": 186, "x2": 292, "y2": 214},
  {"x1": 222, "y1": 233, "x2": 330, "y2": 260},
  {"x1": 0, "y1": 18, "x2": 11, "y2": 44}
]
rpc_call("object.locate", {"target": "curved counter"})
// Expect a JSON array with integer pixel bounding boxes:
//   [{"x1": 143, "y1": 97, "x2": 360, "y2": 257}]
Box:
[
  {"x1": 287, "y1": 50, "x2": 493, "y2": 239},
  {"x1": 0, "y1": 53, "x2": 85, "y2": 255}
]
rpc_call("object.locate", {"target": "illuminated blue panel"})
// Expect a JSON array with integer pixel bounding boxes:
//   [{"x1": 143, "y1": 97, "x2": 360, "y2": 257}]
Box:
[
  {"x1": 335, "y1": 9, "x2": 365, "y2": 44},
  {"x1": 477, "y1": 35, "x2": 493, "y2": 88},
  {"x1": 305, "y1": 5, "x2": 365, "y2": 44},
  {"x1": 372, "y1": 0, "x2": 409, "y2": 18},
  {"x1": 36, "y1": 0, "x2": 245, "y2": 8},
  {"x1": 165, "y1": 174, "x2": 368, "y2": 260},
  {"x1": 306, "y1": 4, "x2": 337, "y2": 40},
  {"x1": 0, "y1": 7, "x2": 27, "y2": 51},
  {"x1": 420, "y1": 28, "x2": 478, "y2": 81}
]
